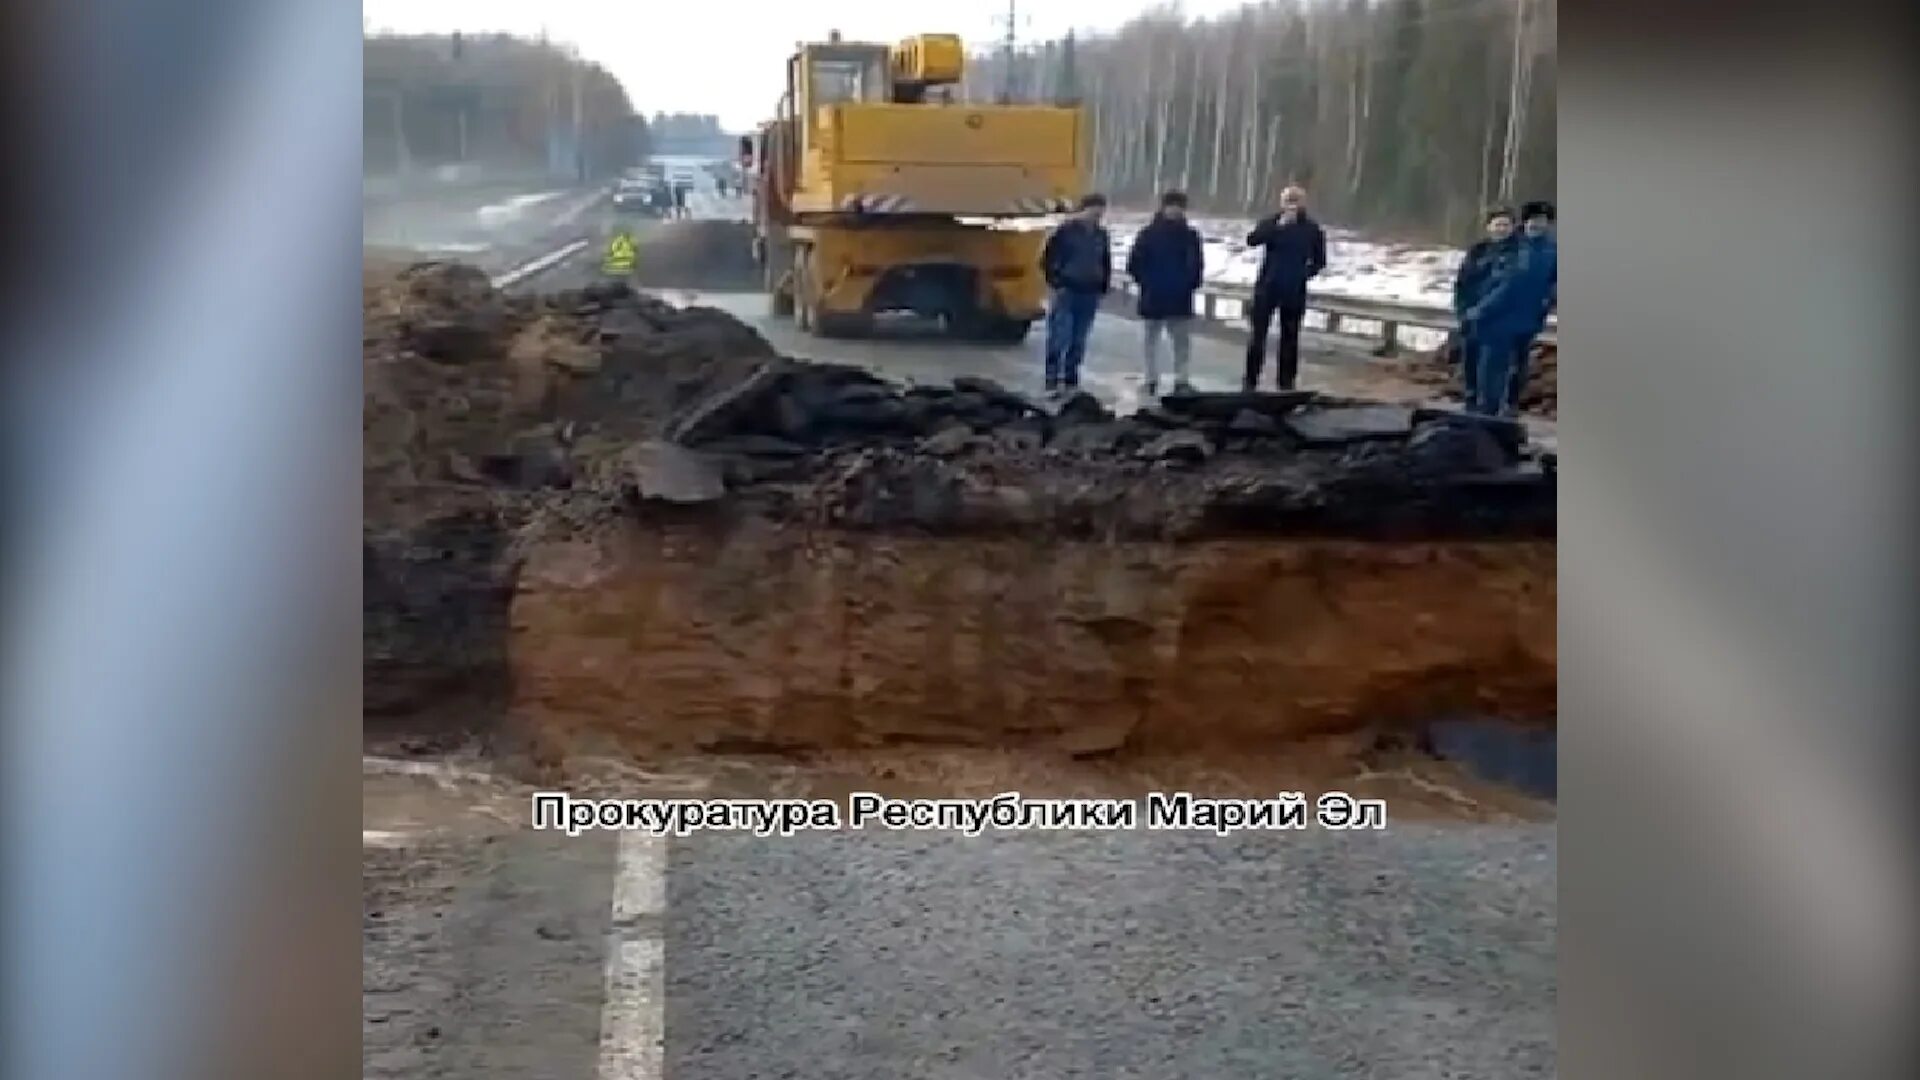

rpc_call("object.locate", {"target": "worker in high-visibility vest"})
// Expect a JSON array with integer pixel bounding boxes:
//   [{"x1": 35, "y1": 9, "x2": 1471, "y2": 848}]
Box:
[{"x1": 602, "y1": 230, "x2": 637, "y2": 277}]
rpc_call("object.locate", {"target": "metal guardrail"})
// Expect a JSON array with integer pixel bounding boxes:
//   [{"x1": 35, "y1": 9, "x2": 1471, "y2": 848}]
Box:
[{"x1": 1115, "y1": 278, "x2": 1557, "y2": 354}]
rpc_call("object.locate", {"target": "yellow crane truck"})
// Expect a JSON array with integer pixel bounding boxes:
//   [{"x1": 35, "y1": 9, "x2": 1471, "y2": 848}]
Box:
[{"x1": 746, "y1": 32, "x2": 1086, "y2": 341}]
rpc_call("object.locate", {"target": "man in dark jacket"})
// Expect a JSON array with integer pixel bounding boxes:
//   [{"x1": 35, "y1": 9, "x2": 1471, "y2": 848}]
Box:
[
  {"x1": 1124, "y1": 190, "x2": 1206, "y2": 396},
  {"x1": 1040, "y1": 193, "x2": 1112, "y2": 394},
  {"x1": 1463, "y1": 199, "x2": 1557, "y2": 416},
  {"x1": 1243, "y1": 184, "x2": 1328, "y2": 391},
  {"x1": 1451, "y1": 206, "x2": 1517, "y2": 404}
]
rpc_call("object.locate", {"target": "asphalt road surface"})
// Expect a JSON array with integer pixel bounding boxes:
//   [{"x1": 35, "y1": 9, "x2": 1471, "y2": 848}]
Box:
[
  {"x1": 364, "y1": 766, "x2": 1556, "y2": 1079},
  {"x1": 365, "y1": 181, "x2": 611, "y2": 275},
  {"x1": 683, "y1": 289, "x2": 1400, "y2": 418}
]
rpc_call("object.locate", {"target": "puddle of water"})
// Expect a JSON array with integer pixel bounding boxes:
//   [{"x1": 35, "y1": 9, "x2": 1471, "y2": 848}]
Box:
[{"x1": 1424, "y1": 717, "x2": 1556, "y2": 801}]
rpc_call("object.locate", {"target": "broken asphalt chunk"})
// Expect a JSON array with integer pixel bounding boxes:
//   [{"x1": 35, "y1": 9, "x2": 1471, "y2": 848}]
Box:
[
  {"x1": 1283, "y1": 405, "x2": 1416, "y2": 448},
  {"x1": 663, "y1": 360, "x2": 791, "y2": 445},
  {"x1": 1161, "y1": 390, "x2": 1317, "y2": 421},
  {"x1": 1137, "y1": 428, "x2": 1214, "y2": 464},
  {"x1": 1412, "y1": 407, "x2": 1527, "y2": 457},
  {"x1": 627, "y1": 441, "x2": 725, "y2": 504}
]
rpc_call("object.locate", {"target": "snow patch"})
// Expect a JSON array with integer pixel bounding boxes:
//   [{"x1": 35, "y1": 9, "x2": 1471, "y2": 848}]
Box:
[{"x1": 1106, "y1": 214, "x2": 1465, "y2": 310}]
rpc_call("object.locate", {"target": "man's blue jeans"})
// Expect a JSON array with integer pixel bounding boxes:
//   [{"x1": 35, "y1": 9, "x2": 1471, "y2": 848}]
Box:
[
  {"x1": 1508, "y1": 335, "x2": 1537, "y2": 411},
  {"x1": 1470, "y1": 333, "x2": 1524, "y2": 416},
  {"x1": 1043, "y1": 288, "x2": 1100, "y2": 386}
]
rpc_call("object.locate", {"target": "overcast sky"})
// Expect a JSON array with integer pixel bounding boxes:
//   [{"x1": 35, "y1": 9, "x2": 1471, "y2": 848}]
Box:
[{"x1": 364, "y1": 0, "x2": 1245, "y2": 131}]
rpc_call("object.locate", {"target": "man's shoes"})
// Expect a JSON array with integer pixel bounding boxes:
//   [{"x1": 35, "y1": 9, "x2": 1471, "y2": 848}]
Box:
[
  {"x1": 1143, "y1": 380, "x2": 1159, "y2": 399},
  {"x1": 1044, "y1": 377, "x2": 1060, "y2": 395},
  {"x1": 1171, "y1": 380, "x2": 1195, "y2": 395}
]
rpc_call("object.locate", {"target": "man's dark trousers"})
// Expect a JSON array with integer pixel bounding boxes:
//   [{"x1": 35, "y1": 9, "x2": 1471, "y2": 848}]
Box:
[{"x1": 1245, "y1": 290, "x2": 1307, "y2": 390}]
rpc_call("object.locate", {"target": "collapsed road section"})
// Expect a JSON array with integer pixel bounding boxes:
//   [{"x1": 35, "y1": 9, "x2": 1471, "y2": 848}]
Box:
[{"x1": 365, "y1": 261, "x2": 1555, "y2": 800}]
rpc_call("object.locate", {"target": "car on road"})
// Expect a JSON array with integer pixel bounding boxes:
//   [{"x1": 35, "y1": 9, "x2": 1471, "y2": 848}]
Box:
[{"x1": 612, "y1": 177, "x2": 667, "y2": 217}]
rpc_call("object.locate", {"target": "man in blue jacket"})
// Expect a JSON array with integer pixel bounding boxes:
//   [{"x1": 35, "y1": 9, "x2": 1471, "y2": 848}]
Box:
[
  {"x1": 1125, "y1": 190, "x2": 1206, "y2": 397},
  {"x1": 1451, "y1": 206, "x2": 1517, "y2": 405},
  {"x1": 1463, "y1": 199, "x2": 1557, "y2": 416},
  {"x1": 1505, "y1": 200, "x2": 1558, "y2": 412},
  {"x1": 1040, "y1": 193, "x2": 1112, "y2": 394},
  {"x1": 1243, "y1": 184, "x2": 1328, "y2": 391}
]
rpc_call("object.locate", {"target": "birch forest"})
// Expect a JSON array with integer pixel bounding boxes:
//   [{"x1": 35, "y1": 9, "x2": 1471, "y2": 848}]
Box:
[{"x1": 960, "y1": 0, "x2": 1556, "y2": 242}]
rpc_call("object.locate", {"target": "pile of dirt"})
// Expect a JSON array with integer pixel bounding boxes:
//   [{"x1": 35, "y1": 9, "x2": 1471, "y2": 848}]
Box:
[
  {"x1": 362, "y1": 262, "x2": 777, "y2": 526},
  {"x1": 362, "y1": 261, "x2": 776, "y2": 725},
  {"x1": 628, "y1": 219, "x2": 760, "y2": 291},
  {"x1": 1395, "y1": 340, "x2": 1558, "y2": 420},
  {"x1": 365, "y1": 259, "x2": 1554, "y2": 556}
]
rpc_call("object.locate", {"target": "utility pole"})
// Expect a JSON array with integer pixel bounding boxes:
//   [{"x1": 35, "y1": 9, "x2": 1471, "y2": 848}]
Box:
[
  {"x1": 995, "y1": 0, "x2": 1018, "y2": 104},
  {"x1": 571, "y1": 53, "x2": 586, "y2": 183},
  {"x1": 1498, "y1": 0, "x2": 1530, "y2": 201}
]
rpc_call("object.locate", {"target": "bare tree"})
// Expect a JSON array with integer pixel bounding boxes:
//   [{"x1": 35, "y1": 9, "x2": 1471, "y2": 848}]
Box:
[{"x1": 1012, "y1": 0, "x2": 1555, "y2": 238}]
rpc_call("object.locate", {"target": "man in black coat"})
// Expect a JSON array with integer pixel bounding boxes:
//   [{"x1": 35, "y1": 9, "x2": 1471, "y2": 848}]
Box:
[
  {"x1": 1124, "y1": 190, "x2": 1206, "y2": 397},
  {"x1": 1243, "y1": 184, "x2": 1328, "y2": 391}
]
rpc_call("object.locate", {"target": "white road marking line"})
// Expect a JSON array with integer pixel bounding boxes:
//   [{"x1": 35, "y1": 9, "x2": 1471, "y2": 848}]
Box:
[
  {"x1": 489, "y1": 237, "x2": 592, "y2": 290},
  {"x1": 597, "y1": 830, "x2": 668, "y2": 1079}
]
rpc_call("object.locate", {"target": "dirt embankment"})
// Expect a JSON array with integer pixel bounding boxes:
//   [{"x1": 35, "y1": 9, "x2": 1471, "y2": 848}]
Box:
[
  {"x1": 363, "y1": 261, "x2": 1556, "y2": 794},
  {"x1": 1393, "y1": 341, "x2": 1558, "y2": 420}
]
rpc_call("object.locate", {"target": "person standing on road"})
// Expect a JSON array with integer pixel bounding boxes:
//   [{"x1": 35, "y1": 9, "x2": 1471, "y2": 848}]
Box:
[
  {"x1": 1040, "y1": 193, "x2": 1112, "y2": 395},
  {"x1": 1125, "y1": 190, "x2": 1205, "y2": 398},
  {"x1": 1504, "y1": 199, "x2": 1558, "y2": 413},
  {"x1": 1243, "y1": 184, "x2": 1328, "y2": 392},
  {"x1": 1452, "y1": 206, "x2": 1517, "y2": 406},
  {"x1": 1463, "y1": 199, "x2": 1557, "y2": 416}
]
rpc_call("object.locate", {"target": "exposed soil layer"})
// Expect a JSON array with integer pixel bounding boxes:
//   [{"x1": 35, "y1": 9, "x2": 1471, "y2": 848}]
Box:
[
  {"x1": 363, "y1": 262, "x2": 1556, "y2": 792},
  {"x1": 509, "y1": 529, "x2": 1553, "y2": 763}
]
